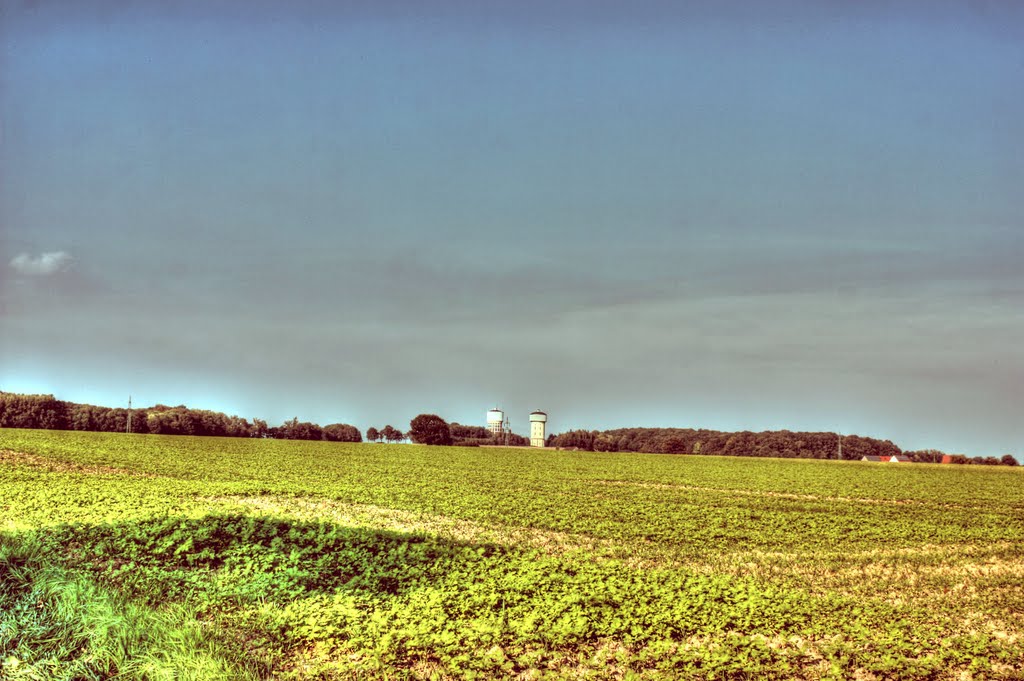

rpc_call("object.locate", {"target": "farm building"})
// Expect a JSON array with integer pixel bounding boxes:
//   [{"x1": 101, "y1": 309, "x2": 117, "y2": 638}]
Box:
[{"x1": 861, "y1": 455, "x2": 913, "y2": 463}]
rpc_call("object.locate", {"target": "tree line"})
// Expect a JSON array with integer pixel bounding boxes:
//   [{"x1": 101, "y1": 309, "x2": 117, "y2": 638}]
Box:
[
  {"x1": 365, "y1": 425, "x2": 405, "y2": 443},
  {"x1": 548, "y1": 427, "x2": 1019, "y2": 466},
  {"x1": 0, "y1": 392, "x2": 361, "y2": 442},
  {"x1": 2, "y1": 392, "x2": 1016, "y2": 465},
  {"x1": 902, "y1": 449, "x2": 1018, "y2": 467},
  {"x1": 0, "y1": 394, "x2": 530, "y2": 448}
]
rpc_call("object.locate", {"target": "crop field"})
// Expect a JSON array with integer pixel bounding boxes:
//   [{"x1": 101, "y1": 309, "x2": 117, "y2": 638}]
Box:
[{"x1": 1, "y1": 429, "x2": 1022, "y2": 680}]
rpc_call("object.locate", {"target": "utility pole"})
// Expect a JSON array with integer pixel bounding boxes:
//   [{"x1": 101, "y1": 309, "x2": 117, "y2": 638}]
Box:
[
  {"x1": 837, "y1": 431, "x2": 842, "y2": 460},
  {"x1": 127, "y1": 395, "x2": 132, "y2": 434}
]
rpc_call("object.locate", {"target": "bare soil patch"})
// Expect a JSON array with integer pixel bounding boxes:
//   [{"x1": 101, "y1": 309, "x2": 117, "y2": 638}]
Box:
[
  {"x1": 0, "y1": 449, "x2": 157, "y2": 478},
  {"x1": 595, "y1": 479, "x2": 985, "y2": 510}
]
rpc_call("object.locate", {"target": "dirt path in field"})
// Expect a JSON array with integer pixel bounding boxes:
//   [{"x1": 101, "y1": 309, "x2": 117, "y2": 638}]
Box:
[
  {"x1": 594, "y1": 479, "x2": 994, "y2": 511},
  {"x1": 0, "y1": 449, "x2": 157, "y2": 478}
]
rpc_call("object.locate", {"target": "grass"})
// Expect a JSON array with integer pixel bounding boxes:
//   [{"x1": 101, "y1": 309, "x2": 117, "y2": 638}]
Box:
[{"x1": 0, "y1": 535, "x2": 257, "y2": 680}]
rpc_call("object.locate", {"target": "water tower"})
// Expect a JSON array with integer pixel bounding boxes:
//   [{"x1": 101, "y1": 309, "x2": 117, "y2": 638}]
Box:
[
  {"x1": 529, "y1": 410, "x2": 547, "y2": 447},
  {"x1": 486, "y1": 408, "x2": 504, "y2": 436}
]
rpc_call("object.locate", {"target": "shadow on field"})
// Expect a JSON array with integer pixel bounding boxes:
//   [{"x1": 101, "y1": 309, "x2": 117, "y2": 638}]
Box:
[{"x1": 36, "y1": 513, "x2": 502, "y2": 604}]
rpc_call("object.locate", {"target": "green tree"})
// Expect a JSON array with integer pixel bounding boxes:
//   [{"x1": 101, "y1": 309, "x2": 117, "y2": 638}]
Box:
[
  {"x1": 661, "y1": 437, "x2": 687, "y2": 454},
  {"x1": 408, "y1": 414, "x2": 452, "y2": 446},
  {"x1": 273, "y1": 417, "x2": 322, "y2": 440},
  {"x1": 251, "y1": 419, "x2": 268, "y2": 438},
  {"x1": 1001, "y1": 454, "x2": 1019, "y2": 467},
  {"x1": 366, "y1": 426, "x2": 380, "y2": 443},
  {"x1": 450, "y1": 423, "x2": 491, "y2": 441},
  {"x1": 323, "y1": 423, "x2": 362, "y2": 442},
  {"x1": 70, "y1": 405, "x2": 97, "y2": 431}
]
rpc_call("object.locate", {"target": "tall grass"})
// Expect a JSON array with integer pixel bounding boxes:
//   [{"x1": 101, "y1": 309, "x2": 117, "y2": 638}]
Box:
[{"x1": 0, "y1": 534, "x2": 258, "y2": 680}]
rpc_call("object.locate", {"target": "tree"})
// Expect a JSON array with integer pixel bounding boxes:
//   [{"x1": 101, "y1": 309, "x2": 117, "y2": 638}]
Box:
[
  {"x1": 252, "y1": 419, "x2": 269, "y2": 438},
  {"x1": 147, "y1": 412, "x2": 167, "y2": 434},
  {"x1": 550, "y1": 429, "x2": 596, "y2": 451},
  {"x1": 366, "y1": 426, "x2": 380, "y2": 443},
  {"x1": 323, "y1": 423, "x2": 362, "y2": 442},
  {"x1": 907, "y1": 449, "x2": 945, "y2": 464},
  {"x1": 450, "y1": 423, "x2": 491, "y2": 441},
  {"x1": 273, "y1": 417, "x2": 322, "y2": 441},
  {"x1": 408, "y1": 414, "x2": 452, "y2": 446},
  {"x1": 506, "y1": 433, "x2": 530, "y2": 447},
  {"x1": 661, "y1": 437, "x2": 687, "y2": 454},
  {"x1": 1001, "y1": 454, "x2": 1019, "y2": 467},
  {"x1": 382, "y1": 425, "x2": 403, "y2": 443}
]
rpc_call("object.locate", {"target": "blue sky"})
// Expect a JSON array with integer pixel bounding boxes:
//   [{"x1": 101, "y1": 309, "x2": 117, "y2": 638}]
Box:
[{"x1": 2, "y1": 1, "x2": 1022, "y2": 456}]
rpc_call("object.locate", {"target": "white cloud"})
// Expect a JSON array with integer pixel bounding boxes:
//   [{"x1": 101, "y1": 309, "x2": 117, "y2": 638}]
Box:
[{"x1": 9, "y1": 251, "x2": 73, "y2": 276}]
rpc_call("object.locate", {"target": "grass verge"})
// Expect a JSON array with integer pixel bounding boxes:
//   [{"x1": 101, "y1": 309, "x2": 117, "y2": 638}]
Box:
[{"x1": 0, "y1": 533, "x2": 258, "y2": 680}]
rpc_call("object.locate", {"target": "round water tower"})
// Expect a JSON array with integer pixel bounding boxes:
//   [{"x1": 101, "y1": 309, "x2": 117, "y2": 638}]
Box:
[
  {"x1": 487, "y1": 408, "x2": 504, "y2": 435},
  {"x1": 529, "y1": 410, "x2": 547, "y2": 447}
]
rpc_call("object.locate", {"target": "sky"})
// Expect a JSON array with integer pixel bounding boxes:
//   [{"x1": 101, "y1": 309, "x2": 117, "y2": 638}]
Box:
[{"x1": 1, "y1": 1, "x2": 1022, "y2": 457}]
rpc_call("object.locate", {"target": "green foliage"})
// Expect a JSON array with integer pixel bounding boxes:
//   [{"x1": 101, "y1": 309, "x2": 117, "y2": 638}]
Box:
[
  {"x1": 551, "y1": 427, "x2": 906, "y2": 461},
  {"x1": 0, "y1": 391, "x2": 357, "y2": 443},
  {"x1": 379, "y1": 424, "x2": 402, "y2": 443},
  {"x1": 0, "y1": 534, "x2": 256, "y2": 680},
  {"x1": 450, "y1": 422, "x2": 529, "y2": 447},
  {"x1": 1, "y1": 429, "x2": 1023, "y2": 679},
  {"x1": 408, "y1": 413, "x2": 452, "y2": 446},
  {"x1": 321, "y1": 423, "x2": 362, "y2": 442}
]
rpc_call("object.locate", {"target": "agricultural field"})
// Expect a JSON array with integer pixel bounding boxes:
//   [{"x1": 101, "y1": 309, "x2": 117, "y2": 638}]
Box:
[{"x1": 1, "y1": 429, "x2": 1022, "y2": 680}]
